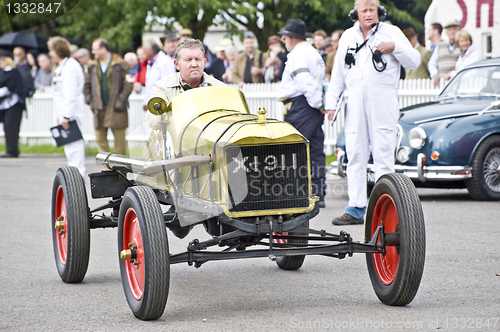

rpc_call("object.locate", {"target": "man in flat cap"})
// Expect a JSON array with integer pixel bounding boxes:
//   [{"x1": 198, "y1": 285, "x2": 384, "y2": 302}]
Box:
[
  {"x1": 179, "y1": 28, "x2": 193, "y2": 41},
  {"x1": 278, "y1": 18, "x2": 328, "y2": 208},
  {"x1": 322, "y1": 37, "x2": 333, "y2": 64},
  {"x1": 428, "y1": 21, "x2": 461, "y2": 87}
]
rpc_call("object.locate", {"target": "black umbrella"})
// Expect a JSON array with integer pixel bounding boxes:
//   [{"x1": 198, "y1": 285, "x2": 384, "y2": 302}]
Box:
[{"x1": 0, "y1": 32, "x2": 48, "y2": 53}]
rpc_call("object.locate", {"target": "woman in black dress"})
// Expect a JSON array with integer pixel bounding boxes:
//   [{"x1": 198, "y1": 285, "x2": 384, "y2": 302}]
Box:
[{"x1": 0, "y1": 50, "x2": 26, "y2": 158}]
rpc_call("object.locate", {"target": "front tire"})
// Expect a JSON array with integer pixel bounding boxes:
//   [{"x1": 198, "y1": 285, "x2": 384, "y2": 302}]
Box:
[
  {"x1": 365, "y1": 173, "x2": 425, "y2": 306},
  {"x1": 118, "y1": 186, "x2": 169, "y2": 320},
  {"x1": 51, "y1": 166, "x2": 90, "y2": 283},
  {"x1": 465, "y1": 135, "x2": 500, "y2": 200},
  {"x1": 275, "y1": 221, "x2": 309, "y2": 270}
]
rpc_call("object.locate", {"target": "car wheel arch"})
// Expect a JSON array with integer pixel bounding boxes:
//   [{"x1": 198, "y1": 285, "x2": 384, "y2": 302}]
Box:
[{"x1": 467, "y1": 132, "x2": 500, "y2": 166}]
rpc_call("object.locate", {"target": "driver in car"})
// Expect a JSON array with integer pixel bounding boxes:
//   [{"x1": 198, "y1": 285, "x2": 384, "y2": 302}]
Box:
[
  {"x1": 142, "y1": 39, "x2": 225, "y2": 160},
  {"x1": 144, "y1": 38, "x2": 225, "y2": 134},
  {"x1": 140, "y1": 38, "x2": 225, "y2": 238}
]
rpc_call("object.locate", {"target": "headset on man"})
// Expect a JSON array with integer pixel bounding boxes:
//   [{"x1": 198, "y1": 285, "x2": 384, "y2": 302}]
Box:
[{"x1": 348, "y1": 5, "x2": 386, "y2": 22}]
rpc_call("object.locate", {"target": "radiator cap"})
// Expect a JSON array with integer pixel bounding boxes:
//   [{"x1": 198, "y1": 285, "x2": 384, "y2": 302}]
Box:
[{"x1": 258, "y1": 108, "x2": 267, "y2": 123}]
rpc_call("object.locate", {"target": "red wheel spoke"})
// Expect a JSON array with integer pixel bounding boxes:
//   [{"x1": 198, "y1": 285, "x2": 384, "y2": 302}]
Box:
[
  {"x1": 55, "y1": 186, "x2": 68, "y2": 265},
  {"x1": 371, "y1": 194, "x2": 399, "y2": 285},
  {"x1": 123, "y1": 208, "x2": 145, "y2": 300}
]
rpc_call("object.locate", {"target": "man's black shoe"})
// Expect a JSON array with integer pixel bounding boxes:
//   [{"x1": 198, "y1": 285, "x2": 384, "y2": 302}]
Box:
[
  {"x1": 318, "y1": 201, "x2": 326, "y2": 208},
  {"x1": 332, "y1": 213, "x2": 364, "y2": 225},
  {"x1": 1, "y1": 153, "x2": 17, "y2": 158}
]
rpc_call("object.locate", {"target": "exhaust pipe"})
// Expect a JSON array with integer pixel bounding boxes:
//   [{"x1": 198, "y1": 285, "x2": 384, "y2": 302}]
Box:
[{"x1": 96, "y1": 152, "x2": 211, "y2": 177}]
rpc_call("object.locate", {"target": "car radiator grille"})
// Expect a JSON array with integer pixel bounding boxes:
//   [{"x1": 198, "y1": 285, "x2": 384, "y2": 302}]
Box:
[
  {"x1": 395, "y1": 124, "x2": 403, "y2": 155},
  {"x1": 225, "y1": 143, "x2": 310, "y2": 212}
]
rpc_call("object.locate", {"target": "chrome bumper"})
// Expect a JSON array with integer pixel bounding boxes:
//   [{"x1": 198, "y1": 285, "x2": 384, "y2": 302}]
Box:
[{"x1": 329, "y1": 152, "x2": 472, "y2": 181}]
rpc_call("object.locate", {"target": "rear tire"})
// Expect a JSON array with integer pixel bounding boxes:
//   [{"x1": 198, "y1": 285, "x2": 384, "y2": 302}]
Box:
[
  {"x1": 275, "y1": 221, "x2": 309, "y2": 270},
  {"x1": 465, "y1": 135, "x2": 500, "y2": 200},
  {"x1": 367, "y1": 182, "x2": 374, "y2": 197},
  {"x1": 51, "y1": 166, "x2": 90, "y2": 283},
  {"x1": 365, "y1": 173, "x2": 425, "y2": 306},
  {"x1": 118, "y1": 186, "x2": 170, "y2": 320}
]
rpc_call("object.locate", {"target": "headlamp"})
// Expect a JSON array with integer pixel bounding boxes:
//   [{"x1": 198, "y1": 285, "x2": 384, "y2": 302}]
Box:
[{"x1": 408, "y1": 127, "x2": 427, "y2": 149}]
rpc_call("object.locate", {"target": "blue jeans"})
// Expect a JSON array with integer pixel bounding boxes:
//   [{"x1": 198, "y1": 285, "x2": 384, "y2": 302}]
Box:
[{"x1": 344, "y1": 206, "x2": 366, "y2": 219}]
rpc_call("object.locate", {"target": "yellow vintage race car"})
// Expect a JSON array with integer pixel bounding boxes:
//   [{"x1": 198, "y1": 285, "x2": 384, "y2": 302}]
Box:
[{"x1": 51, "y1": 86, "x2": 426, "y2": 320}]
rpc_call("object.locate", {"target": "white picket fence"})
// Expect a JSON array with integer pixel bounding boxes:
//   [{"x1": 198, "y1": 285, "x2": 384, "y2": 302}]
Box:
[{"x1": 0, "y1": 79, "x2": 444, "y2": 154}]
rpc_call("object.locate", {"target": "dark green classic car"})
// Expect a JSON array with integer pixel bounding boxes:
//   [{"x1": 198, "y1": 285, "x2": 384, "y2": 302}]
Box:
[{"x1": 332, "y1": 58, "x2": 500, "y2": 200}]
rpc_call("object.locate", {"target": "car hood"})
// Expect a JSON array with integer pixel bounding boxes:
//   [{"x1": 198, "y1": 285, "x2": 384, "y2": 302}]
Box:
[{"x1": 399, "y1": 98, "x2": 495, "y2": 125}]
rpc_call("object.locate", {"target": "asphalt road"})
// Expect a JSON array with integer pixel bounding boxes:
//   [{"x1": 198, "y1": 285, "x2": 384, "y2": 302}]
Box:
[{"x1": 1, "y1": 154, "x2": 499, "y2": 331}]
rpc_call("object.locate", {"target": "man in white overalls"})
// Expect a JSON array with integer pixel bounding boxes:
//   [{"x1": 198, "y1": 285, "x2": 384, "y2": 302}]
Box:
[{"x1": 325, "y1": 0, "x2": 420, "y2": 225}]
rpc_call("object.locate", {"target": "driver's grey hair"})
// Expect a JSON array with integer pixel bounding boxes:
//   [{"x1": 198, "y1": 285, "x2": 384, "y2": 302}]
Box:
[{"x1": 174, "y1": 39, "x2": 205, "y2": 61}]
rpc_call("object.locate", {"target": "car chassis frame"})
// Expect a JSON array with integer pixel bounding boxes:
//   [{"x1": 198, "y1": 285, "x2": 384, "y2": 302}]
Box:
[{"x1": 88, "y1": 192, "x2": 394, "y2": 267}]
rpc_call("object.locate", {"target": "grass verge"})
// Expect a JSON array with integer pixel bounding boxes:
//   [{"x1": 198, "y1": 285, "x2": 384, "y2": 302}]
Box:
[{"x1": 0, "y1": 144, "x2": 100, "y2": 156}]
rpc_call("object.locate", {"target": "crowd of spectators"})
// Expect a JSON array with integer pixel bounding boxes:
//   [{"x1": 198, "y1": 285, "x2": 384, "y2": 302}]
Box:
[{"x1": 119, "y1": 19, "x2": 479, "y2": 88}]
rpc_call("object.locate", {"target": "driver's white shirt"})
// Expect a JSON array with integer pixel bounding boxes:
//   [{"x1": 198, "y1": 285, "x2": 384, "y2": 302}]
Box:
[{"x1": 278, "y1": 41, "x2": 327, "y2": 109}]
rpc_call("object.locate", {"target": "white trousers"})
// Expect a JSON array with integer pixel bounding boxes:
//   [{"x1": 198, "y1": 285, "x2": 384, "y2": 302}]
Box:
[
  {"x1": 64, "y1": 139, "x2": 86, "y2": 177},
  {"x1": 344, "y1": 86, "x2": 399, "y2": 208}
]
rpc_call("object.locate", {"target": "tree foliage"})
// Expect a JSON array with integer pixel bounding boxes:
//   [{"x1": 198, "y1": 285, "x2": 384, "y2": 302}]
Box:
[
  {"x1": 216, "y1": 0, "x2": 352, "y2": 50},
  {"x1": 52, "y1": 0, "x2": 155, "y2": 52},
  {"x1": 153, "y1": 0, "x2": 225, "y2": 40},
  {"x1": 0, "y1": 0, "x2": 155, "y2": 53},
  {"x1": 382, "y1": 0, "x2": 433, "y2": 33}
]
